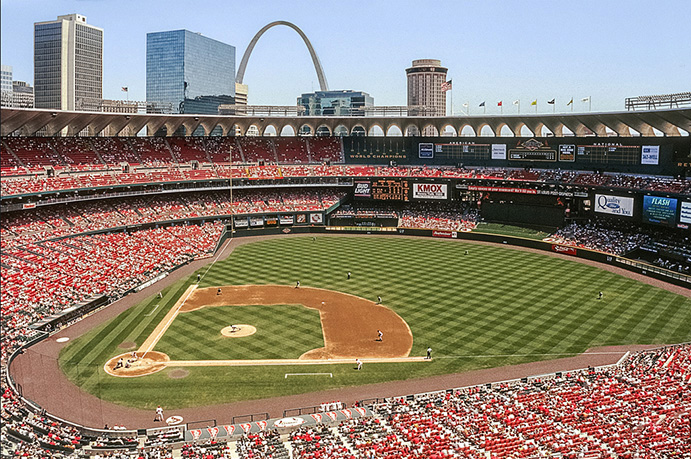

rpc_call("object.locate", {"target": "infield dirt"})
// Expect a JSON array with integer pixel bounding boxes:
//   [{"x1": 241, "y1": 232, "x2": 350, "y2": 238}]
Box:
[{"x1": 183, "y1": 285, "x2": 413, "y2": 360}]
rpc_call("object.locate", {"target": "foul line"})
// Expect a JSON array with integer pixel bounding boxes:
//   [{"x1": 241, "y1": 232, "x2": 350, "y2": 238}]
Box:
[
  {"x1": 431, "y1": 351, "x2": 629, "y2": 359},
  {"x1": 138, "y1": 284, "x2": 198, "y2": 357},
  {"x1": 285, "y1": 373, "x2": 333, "y2": 378}
]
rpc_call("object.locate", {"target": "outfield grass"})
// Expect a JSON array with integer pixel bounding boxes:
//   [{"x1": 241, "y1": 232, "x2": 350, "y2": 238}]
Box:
[
  {"x1": 474, "y1": 222, "x2": 553, "y2": 240},
  {"x1": 59, "y1": 236, "x2": 691, "y2": 409}
]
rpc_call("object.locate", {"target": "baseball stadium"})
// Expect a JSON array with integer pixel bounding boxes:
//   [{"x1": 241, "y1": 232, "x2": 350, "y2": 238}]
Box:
[
  {"x1": 2, "y1": 11, "x2": 691, "y2": 458},
  {"x1": 2, "y1": 101, "x2": 691, "y2": 458}
]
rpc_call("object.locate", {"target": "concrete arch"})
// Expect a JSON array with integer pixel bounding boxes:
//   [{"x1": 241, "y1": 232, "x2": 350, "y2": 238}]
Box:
[
  {"x1": 441, "y1": 124, "x2": 458, "y2": 136},
  {"x1": 498, "y1": 124, "x2": 514, "y2": 137},
  {"x1": 316, "y1": 125, "x2": 332, "y2": 136},
  {"x1": 334, "y1": 125, "x2": 349, "y2": 136},
  {"x1": 368, "y1": 124, "x2": 385, "y2": 136},
  {"x1": 262, "y1": 125, "x2": 278, "y2": 136},
  {"x1": 236, "y1": 21, "x2": 329, "y2": 90},
  {"x1": 280, "y1": 125, "x2": 297, "y2": 136},
  {"x1": 386, "y1": 125, "x2": 403, "y2": 137},
  {"x1": 460, "y1": 125, "x2": 476, "y2": 137}
]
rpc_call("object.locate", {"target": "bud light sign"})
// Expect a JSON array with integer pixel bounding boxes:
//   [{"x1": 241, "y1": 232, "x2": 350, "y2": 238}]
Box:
[
  {"x1": 413, "y1": 183, "x2": 447, "y2": 200},
  {"x1": 594, "y1": 194, "x2": 634, "y2": 217},
  {"x1": 354, "y1": 181, "x2": 371, "y2": 197}
]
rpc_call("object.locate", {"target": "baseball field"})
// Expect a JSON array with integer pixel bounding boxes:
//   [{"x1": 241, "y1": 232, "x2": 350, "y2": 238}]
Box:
[{"x1": 58, "y1": 236, "x2": 691, "y2": 409}]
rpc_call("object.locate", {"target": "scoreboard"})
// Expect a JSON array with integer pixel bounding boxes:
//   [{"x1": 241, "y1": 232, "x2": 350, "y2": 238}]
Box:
[
  {"x1": 577, "y1": 144, "x2": 640, "y2": 165},
  {"x1": 371, "y1": 179, "x2": 409, "y2": 201}
]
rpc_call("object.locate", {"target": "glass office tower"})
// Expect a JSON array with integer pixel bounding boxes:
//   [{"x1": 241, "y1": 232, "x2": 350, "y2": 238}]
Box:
[{"x1": 146, "y1": 30, "x2": 235, "y2": 117}]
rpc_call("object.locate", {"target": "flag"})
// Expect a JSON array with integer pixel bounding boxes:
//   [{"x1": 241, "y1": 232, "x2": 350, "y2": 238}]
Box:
[
  {"x1": 462, "y1": 102, "x2": 469, "y2": 107},
  {"x1": 441, "y1": 80, "x2": 452, "y2": 92},
  {"x1": 513, "y1": 100, "x2": 519, "y2": 105},
  {"x1": 121, "y1": 87, "x2": 128, "y2": 92},
  {"x1": 567, "y1": 98, "x2": 573, "y2": 106},
  {"x1": 581, "y1": 96, "x2": 590, "y2": 102},
  {"x1": 547, "y1": 99, "x2": 555, "y2": 104},
  {"x1": 497, "y1": 101, "x2": 502, "y2": 106},
  {"x1": 479, "y1": 101, "x2": 485, "y2": 107}
]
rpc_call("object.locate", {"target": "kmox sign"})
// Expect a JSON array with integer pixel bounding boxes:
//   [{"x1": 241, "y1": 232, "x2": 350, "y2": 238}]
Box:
[{"x1": 413, "y1": 183, "x2": 447, "y2": 200}]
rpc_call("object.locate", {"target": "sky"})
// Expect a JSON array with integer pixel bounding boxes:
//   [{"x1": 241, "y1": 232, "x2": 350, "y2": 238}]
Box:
[{"x1": 1, "y1": 0, "x2": 689, "y2": 115}]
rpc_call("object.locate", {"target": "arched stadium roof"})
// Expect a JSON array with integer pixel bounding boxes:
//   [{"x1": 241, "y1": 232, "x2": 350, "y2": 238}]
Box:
[{"x1": 1, "y1": 107, "x2": 690, "y2": 137}]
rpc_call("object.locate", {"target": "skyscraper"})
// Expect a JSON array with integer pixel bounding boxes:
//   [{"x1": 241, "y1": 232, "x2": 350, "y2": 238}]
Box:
[
  {"x1": 1, "y1": 65, "x2": 12, "y2": 107},
  {"x1": 406, "y1": 59, "x2": 447, "y2": 135},
  {"x1": 34, "y1": 14, "x2": 103, "y2": 111},
  {"x1": 146, "y1": 29, "x2": 235, "y2": 121}
]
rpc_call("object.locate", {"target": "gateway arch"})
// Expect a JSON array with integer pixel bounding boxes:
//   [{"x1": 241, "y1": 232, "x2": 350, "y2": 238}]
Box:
[{"x1": 235, "y1": 21, "x2": 329, "y2": 91}]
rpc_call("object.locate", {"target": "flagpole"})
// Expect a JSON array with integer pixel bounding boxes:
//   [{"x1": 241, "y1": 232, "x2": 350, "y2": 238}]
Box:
[
  {"x1": 450, "y1": 87, "x2": 453, "y2": 116},
  {"x1": 571, "y1": 96, "x2": 574, "y2": 112},
  {"x1": 589, "y1": 97, "x2": 592, "y2": 112}
]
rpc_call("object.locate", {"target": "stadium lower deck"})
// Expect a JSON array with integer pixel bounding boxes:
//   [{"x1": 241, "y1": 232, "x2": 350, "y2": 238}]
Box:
[{"x1": 1, "y1": 134, "x2": 690, "y2": 458}]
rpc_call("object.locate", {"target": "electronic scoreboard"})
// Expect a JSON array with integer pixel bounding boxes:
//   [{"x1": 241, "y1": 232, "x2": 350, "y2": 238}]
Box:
[{"x1": 370, "y1": 179, "x2": 409, "y2": 201}]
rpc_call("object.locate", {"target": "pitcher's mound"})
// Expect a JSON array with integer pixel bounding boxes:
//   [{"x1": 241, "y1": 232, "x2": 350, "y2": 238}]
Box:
[{"x1": 221, "y1": 325, "x2": 257, "y2": 338}]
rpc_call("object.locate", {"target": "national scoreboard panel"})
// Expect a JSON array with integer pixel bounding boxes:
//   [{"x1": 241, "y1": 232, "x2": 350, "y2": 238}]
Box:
[
  {"x1": 371, "y1": 179, "x2": 410, "y2": 201},
  {"x1": 434, "y1": 143, "x2": 491, "y2": 161},
  {"x1": 576, "y1": 144, "x2": 641, "y2": 165}
]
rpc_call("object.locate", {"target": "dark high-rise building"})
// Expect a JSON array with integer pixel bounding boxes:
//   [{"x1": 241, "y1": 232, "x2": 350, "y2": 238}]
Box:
[
  {"x1": 146, "y1": 29, "x2": 235, "y2": 120},
  {"x1": 34, "y1": 14, "x2": 103, "y2": 111}
]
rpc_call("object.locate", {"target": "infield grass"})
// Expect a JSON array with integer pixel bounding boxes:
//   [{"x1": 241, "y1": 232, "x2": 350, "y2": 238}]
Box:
[{"x1": 59, "y1": 235, "x2": 691, "y2": 409}]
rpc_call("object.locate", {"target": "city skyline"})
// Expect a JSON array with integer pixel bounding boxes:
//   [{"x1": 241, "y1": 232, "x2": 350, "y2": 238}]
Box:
[{"x1": 1, "y1": 0, "x2": 690, "y2": 115}]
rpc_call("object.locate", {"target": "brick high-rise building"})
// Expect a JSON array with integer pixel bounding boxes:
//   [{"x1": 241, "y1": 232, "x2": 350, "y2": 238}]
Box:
[{"x1": 406, "y1": 59, "x2": 448, "y2": 135}]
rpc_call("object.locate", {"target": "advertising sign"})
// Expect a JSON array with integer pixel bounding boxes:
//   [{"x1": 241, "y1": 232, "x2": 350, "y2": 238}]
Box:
[
  {"x1": 413, "y1": 183, "x2": 447, "y2": 200},
  {"x1": 234, "y1": 217, "x2": 249, "y2": 228},
  {"x1": 354, "y1": 181, "x2": 371, "y2": 197},
  {"x1": 279, "y1": 215, "x2": 294, "y2": 225},
  {"x1": 419, "y1": 143, "x2": 434, "y2": 159},
  {"x1": 680, "y1": 201, "x2": 691, "y2": 225},
  {"x1": 491, "y1": 144, "x2": 507, "y2": 160},
  {"x1": 642, "y1": 195, "x2": 678, "y2": 226},
  {"x1": 641, "y1": 145, "x2": 660, "y2": 165},
  {"x1": 594, "y1": 194, "x2": 634, "y2": 217},
  {"x1": 310, "y1": 213, "x2": 323, "y2": 224}
]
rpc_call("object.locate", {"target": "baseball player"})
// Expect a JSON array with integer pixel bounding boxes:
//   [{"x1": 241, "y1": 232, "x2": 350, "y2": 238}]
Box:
[
  {"x1": 154, "y1": 405, "x2": 164, "y2": 422},
  {"x1": 377, "y1": 330, "x2": 383, "y2": 342},
  {"x1": 356, "y1": 359, "x2": 362, "y2": 371},
  {"x1": 347, "y1": 271, "x2": 351, "y2": 280},
  {"x1": 295, "y1": 280, "x2": 300, "y2": 289},
  {"x1": 426, "y1": 347, "x2": 432, "y2": 359},
  {"x1": 598, "y1": 291, "x2": 604, "y2": 300},
  {"x1": 217, "y1": 288, "x2": 221, "y2": 295},
  {"x1": 376, "y1": 296, "x2": 382, "y2": 304}
]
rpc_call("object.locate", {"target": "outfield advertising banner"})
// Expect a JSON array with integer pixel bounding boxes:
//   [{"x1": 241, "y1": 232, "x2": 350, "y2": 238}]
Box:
[
  {"x1": 594, "y1": 194, "x2": 634, "y2": 217},
  {"x1": 234, "y1": 217, "x2": 249, "y2": 228},
  {"x1": 296, "y1": 214, "x2": 307, "y2": 224},
  {"x1": 310, "y1": 213, "x2": 323, "y2": 224},
  {"x1": 432, "y1": 230, "x2": 457, "y2": 238},
  {"x1": 642, "y1": 195, "x2": 678, "y2": 226},
  {"x1": 552, "y1": 245, "x2": 577, "y2": 255},
  {"x1": 279, "y1": 215, "x2": 294, "y2": 225},
  {"x1": 413, "y1": 183, "x2": 447, "y2": 200},
  {"x1": 250, "y1": 217, "x2": 264, "y2": 227}
]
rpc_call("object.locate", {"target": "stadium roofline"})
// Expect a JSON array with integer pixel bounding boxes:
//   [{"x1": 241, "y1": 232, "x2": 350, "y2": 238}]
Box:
[{"x1": 1, "y1": 107, "x2": 689, "y2": 137}]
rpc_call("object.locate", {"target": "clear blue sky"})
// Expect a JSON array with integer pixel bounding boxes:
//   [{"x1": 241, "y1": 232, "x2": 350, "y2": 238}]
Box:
[{"x1": 2, "y1": 0, "x2": 689, "y2": 114}]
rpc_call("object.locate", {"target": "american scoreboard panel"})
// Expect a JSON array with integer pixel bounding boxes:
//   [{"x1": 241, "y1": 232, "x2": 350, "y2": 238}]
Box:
[
  {"x1": 434, "y1": 143, "x2": 491, "y2": 161},
  {"x1": 371, "y1": 179, "x2": 409, "y2": 201}
]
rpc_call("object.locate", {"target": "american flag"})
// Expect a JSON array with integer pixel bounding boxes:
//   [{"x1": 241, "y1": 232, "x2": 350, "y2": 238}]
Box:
[
  {"x1": 121, "y1": 87, "x2": 128, "y2": 92},
  {"x1": 440, "y1": 80, "x2": 452, "y2": 92}
]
